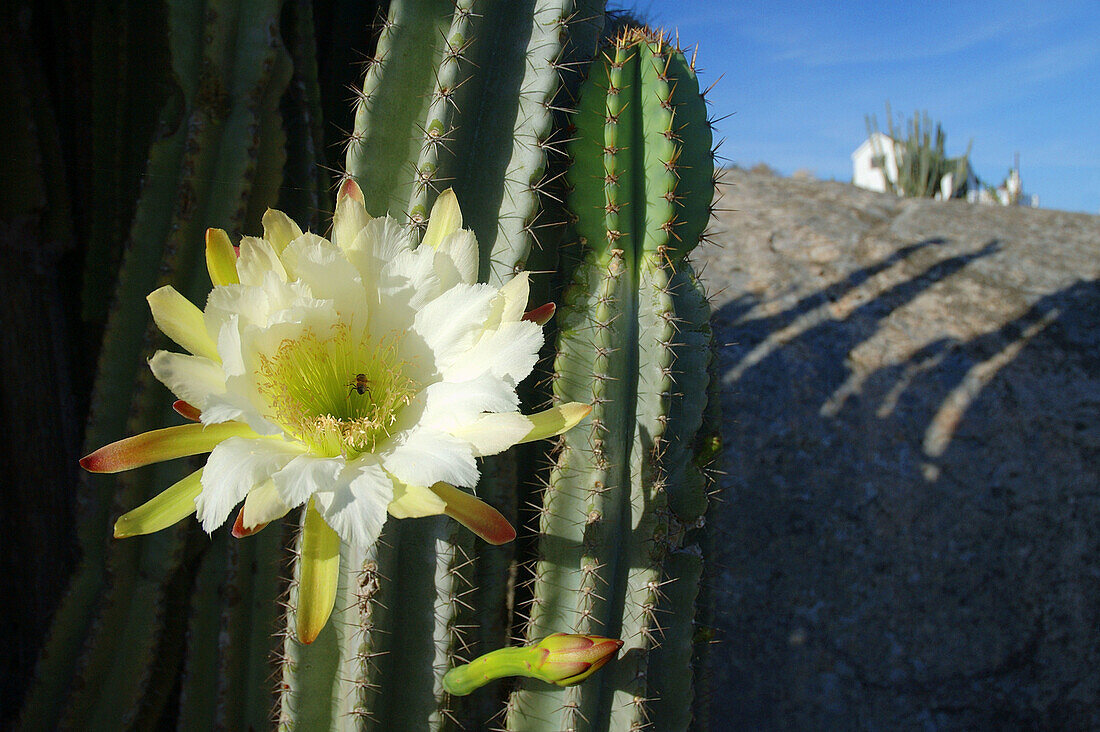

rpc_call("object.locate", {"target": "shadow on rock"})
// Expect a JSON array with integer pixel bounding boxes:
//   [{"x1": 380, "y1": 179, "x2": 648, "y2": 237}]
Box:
[{"x1": 707, "y1": 235, "x2": 1099, "y2": 730}]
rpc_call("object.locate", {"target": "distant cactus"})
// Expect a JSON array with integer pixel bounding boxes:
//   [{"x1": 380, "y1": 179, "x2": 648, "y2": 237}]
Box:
[{"x1": 867, "y1": 104, "x2": 972, "y2": 199}]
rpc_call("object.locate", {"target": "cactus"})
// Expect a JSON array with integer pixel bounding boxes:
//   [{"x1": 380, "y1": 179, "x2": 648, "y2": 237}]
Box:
[
  {"x1": 20, "y1": 5, "x2": 723, "y2": 731},
  {"x1": 507, "y1": 29, "x2": 716, "y2": 731},
  {"x1": 866, "y1": 105, "x2": 972, "y2": 199},
  {"x1": 20, "y1": 1, "x2": 300, "y2": 728},
  {"x1": 276, "y1": 2, "x2": 605, "y2": 730}
]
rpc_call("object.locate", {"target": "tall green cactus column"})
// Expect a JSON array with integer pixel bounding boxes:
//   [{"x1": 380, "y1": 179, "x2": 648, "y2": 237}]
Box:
[
  {"x1": 277, "y1": 2, "x2": 604, "y2": 729},
  {"x1": 20, "y1": 1, "x2": 297, "y2": 729},
  {"x1": 509, "y1": 29, "x2": 716, "y2": 731}
]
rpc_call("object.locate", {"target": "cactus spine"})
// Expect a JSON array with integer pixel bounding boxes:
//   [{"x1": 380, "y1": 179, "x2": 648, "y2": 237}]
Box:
[{"x1": 508, "y1": 29, "x2": 715, "y2": 731}]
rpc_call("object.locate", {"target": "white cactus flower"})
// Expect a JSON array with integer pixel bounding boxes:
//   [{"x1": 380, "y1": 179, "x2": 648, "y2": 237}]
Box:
[{"x1": 82, "y1": 180, "x2": 588, "y2": 641}]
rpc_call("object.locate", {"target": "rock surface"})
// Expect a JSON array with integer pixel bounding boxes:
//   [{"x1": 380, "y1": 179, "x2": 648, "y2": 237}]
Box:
[{"x1": 694, "y1": 168, "x2": 1100, "y2": 730}]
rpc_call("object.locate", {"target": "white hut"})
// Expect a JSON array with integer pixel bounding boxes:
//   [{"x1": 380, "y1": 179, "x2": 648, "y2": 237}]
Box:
[{"x1": 851, "y1": 131, "x2": 898, "y2": 193}]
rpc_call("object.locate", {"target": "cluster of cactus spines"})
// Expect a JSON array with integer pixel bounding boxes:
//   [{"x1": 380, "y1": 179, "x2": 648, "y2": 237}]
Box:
[
  {"x1": 507, "y1": 28, "x2": 715, "y2": 730},
  {"x1": 446, "y1": 0, "x2": 605, "y2": 287},
  {"x1": 20, "y1": 1, "x2": 295, "y2": 728}
]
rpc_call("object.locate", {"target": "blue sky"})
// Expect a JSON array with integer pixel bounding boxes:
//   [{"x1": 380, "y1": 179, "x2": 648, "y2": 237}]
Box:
[{"x1": 631, "y1": 1, "x2": 1100, "y2": 213}]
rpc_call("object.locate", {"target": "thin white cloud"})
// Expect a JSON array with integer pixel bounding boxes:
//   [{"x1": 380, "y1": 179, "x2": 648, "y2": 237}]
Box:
[{"x1": 1014, "y1": 37, "x2": 1100, "y2": 83}]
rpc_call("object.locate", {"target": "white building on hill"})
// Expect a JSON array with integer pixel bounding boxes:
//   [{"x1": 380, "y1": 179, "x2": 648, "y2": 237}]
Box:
[{"x1": 851, "y1": 132, "x2": 898, "y2": 193}]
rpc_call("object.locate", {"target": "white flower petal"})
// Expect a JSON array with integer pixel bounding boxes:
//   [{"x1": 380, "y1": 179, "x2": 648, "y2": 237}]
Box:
[
  {"x1": 382, "y1": 429, "x2": 479, "y2": 488},
  {"x1": 356, "y1": 216, "x2": 416, "y2": 265},
  {"x1": 197, "y1": 437, "x2": 305, "y2": 532},
  {"x1": 205, "y1": 276, "x2": 318, "y2": 337},
  {"x1": 216, "y1": 315, "x2": 246, "y2": 377},
  {"x1": 281, "y1": 235, "x2": 368, "y2": 324},
  {"x1": 382, "y1": 244, "x2": 441, "y2": 310},
  {"x1": 433, "y1": 230, "x2": 478, "y2": 292},
  {"x1": 341, "y1": 217, "x2": 428, "y2": 338},
  {"x1": 271, "y1": 454, "x2": 345, "y2": 508},
  {"x1": 276, "y1": 232, "x2": 326, "y2": 280},
  {"x1": 148, "y1": 351, "x2": 225, "y2": 407},
  {"x1": 443, "y1": 320, "x2": 543, "y2": 384},
  {"x1": 314, "y1": 459, "x2": 393, "y2": 549},
  {"x1": 237, "y1": 236, "x2": 288, "y2": 286},
  {"x1": 412, "y1": 283, "x2": 498, "y2": 371},
  {"x1": 419, "y1": 374, "x2": 519, "y2": 432},
  {"x1": 200, "y1": 391, "x2": 271, "y2": 430},
  {"x1": 450, "y1": 412, "x2": 534, "y2": 457}
]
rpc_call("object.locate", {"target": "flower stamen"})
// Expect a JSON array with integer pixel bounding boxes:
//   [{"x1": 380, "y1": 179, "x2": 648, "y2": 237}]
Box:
[{"x1": 257, "y1": 324, "x2": 416, "y2": 457}]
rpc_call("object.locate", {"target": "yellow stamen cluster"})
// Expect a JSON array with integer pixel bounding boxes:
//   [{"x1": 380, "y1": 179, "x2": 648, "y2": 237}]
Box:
[{"x1": 257, "y1": 323, "x2": 417, "y2": 457}]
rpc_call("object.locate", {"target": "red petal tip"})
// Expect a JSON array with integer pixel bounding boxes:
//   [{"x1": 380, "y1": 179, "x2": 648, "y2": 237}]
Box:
[
  {"x1": 231, "y1": 507, "x2": 268, "y2": 538},
  {"x1": 523, "y1": 302, "x2": 556, "y2": 326},
  {"x1": 493, "y1": 522, "x2": 518, "y2": 546},
  {"x1": 337, "y1": 177, "x2": 364, "y2": 205},
  {"x1": 173, "y1": 400, "x2": 202, "y2": 422}
]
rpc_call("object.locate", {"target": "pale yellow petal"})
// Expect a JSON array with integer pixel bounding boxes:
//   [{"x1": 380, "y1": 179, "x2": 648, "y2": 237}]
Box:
[
  {"x1": 497, "y1": 271, "x2": 530, "y2": 324},
  {"x1": 241, "y1": 479, "x2": 291, "y2": 528},
  {"x1": 205, "y1": 228, "x2": 239, "y2": 286},
  {"x1": 147, "y1": 286, "x2": 219, "y2": 360},
  {"x1": 333, "y1": 183, "x2": 372, "y2": 251},
  {"x1": 80, "y1": 422, "x2": 257, "y2": 473},
  {"x1": 429, "y1": 482, "x2": 515, "y2": 545},
  {"x1": 296, "y1": 499, "x2": 341, "y2": 644},
  {"x1": 113, "y1": 468, "x2": 203, "y2": 538},
  {"x1": 262, "y1": 208, "x2": 304, "y2": 254},
  {"x1": 387, "y1": 482, "x2": 447, "y2": 519},
  {"x1": 423, "y1": 188, "x2": 463, "y2": 250},
  {"x1": 521, "y1": 402, "x2": 592, "y2": 444}
]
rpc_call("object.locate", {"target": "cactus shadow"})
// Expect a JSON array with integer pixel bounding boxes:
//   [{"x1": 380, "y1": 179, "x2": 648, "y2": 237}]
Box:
[{"x1": 706, "y1": 233, "x2": 1100, "y2": 731}]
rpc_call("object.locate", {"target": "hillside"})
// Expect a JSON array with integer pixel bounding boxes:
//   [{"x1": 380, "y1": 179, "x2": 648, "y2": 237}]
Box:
[{"x1": 694, "y1": 168, "x2": 1100, "y2": 729}]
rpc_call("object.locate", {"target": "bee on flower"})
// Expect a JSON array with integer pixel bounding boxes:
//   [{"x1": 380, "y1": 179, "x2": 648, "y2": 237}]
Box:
[{"x1": 81, "y1": 180, "x2": 588, "y2": 642}]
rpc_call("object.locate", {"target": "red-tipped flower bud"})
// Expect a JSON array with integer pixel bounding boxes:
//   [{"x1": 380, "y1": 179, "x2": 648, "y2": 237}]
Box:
[
  {"x1": 532, "y1": 633, "x2": 624, "y2": 686},
  {"x1": 441, "y1": 633, "x2": 624, "y2": 696}
]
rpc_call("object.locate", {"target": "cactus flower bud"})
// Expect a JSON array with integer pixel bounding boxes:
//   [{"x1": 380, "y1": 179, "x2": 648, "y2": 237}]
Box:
[
  {"x1": 531, "y1": 633, "x2": 624, "y2": 685},
  {"x1": 441, "y1": 633, "x2": 623, "y2": 696}
]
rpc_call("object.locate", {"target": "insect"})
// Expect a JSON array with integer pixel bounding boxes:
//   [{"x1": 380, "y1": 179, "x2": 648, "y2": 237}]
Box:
[{"x1": 347, "y1": 373, "x2": 370, "y2": 396}]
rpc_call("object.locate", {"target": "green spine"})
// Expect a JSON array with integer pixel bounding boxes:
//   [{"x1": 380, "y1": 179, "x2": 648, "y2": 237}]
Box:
[{"x1": 508, "y1": 30, "x2": 716, "y2": 731}]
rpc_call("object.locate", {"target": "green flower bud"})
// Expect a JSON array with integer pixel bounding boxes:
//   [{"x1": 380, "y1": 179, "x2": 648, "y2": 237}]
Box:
[{"x1": 441, "y1": 633, "x2": 623, "y2": 696}]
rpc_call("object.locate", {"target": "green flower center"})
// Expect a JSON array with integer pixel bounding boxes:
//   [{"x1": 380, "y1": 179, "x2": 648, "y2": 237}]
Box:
[{"x1": 257, "y1": 323, "x2": 417, "y2": 458}]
